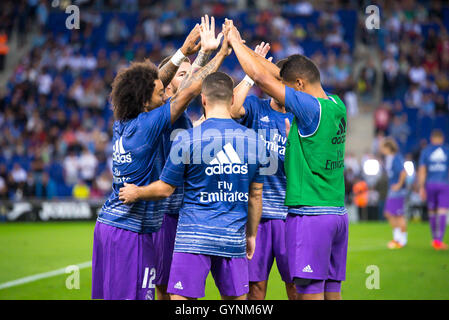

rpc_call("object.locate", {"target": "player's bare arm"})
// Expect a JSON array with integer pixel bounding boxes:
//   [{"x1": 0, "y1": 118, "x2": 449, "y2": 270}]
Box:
[
  {"x1": 230, "y1": 42, "x2": 272, "y2": 119},
  {"x1": 158, "y1": 24, "x2": 201, "y2": 87},
  {"x1": 225, "y1": 20, "x2": 285, "y2": 106},
  {"x1": 418, "y1": 165, "x2": 427, "y2": 199},
  {"x1": 246, "y1": 182, "x2": 263, "y2": 260},
  {"x1": 169, "y1": 22, "x2": 231, "y2": 124},
  {"x1": 119, "y1": 181, "x2": 176, "y2": 204},
  {"x1": 188, "y1": 15, "x2": 223, "y2": 73}
]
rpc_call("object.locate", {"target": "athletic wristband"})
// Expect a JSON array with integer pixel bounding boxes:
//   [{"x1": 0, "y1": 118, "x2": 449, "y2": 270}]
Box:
[
  {"x1": 170, "y1": 49, "x2": 186, "y2": 66},
  {"x1": 243, "y1": 75, "x2": 254, "y2": 86}
]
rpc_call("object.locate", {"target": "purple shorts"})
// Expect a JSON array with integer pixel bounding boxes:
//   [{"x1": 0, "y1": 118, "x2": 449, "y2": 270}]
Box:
[
  {"x1": 385, "y1": 197, "x2": 405, "y2": 216},
  {"x1": 152, "y1": 214, "x2": 178, "y2": 286},
  {"x1": 286, "y1": 213, "x2": 348, "y2": 292},
  {"x1": 248, "y1": 218, "x2": 292, "y2": 283},
  {"x1": 91, "y1": 221, "x2": 156, "y2": 300},
  {"x1": 167, "y1": 252, "x2": 249, "y2": 298},
  {"x1": 426, "y1": 183, "x2": 449, "y2": 211},
  {"x1": 296, "y1": 279, "x2": 342, "y2": 294}
]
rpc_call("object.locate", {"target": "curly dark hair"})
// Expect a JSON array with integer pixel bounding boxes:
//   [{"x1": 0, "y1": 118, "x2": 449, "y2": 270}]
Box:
[{"x1": 110, "y1": 59, "x2": 159, "y2": 121}]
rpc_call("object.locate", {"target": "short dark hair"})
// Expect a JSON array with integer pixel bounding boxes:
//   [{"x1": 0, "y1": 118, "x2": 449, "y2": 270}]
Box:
[
  {"x1": 202, "y1": 72, "x2": 234, "y2": 103},
  {"x1": 276, "y1": 58, "x2": 287, "y2": 69},
  {"x1": 275, "y1": 58, "x2": 287, "y2": 80},
  {"x1": 111, "y1": 59, "x2": 159, "y2": 121},
  {"x1": 280, "y1": 54, "x2": 321, "y2": 84},
  {"x1": 158, "y1": 55, "x2": 191, "y2": 69},
  {"x1": 431, "y1": 129, "x2": 444, "y2": 139}
]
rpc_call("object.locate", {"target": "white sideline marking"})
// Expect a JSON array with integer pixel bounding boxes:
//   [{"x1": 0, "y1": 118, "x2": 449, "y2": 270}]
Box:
[{"x1": 0, "y1": 261, "x2": 92, "y2": 290}]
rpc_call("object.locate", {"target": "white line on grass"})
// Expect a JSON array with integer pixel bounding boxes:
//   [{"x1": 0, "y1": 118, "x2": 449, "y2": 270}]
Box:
[
  {"x1": 0, "y1": 261, "x2": 92, "y2": 290},
  {"x1": 0, "y1": 244, "x2": 385, "y2": 290}
]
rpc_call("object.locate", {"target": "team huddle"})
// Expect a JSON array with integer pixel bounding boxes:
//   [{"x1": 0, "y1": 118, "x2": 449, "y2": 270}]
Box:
[{"x1": 91, "y1": 16, "x2": 349, "y2": 301}]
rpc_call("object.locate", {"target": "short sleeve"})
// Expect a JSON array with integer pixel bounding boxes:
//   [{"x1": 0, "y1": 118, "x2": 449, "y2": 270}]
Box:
[
  {"x1": 284, "y1": 86, "x2": 321, "y2": 136},
  {"x1": 159, "y1": 131, "x2": 190, "y2": 187},
  {"x1": 138, "y1": 101, "x2": 171, "y2": 144}
]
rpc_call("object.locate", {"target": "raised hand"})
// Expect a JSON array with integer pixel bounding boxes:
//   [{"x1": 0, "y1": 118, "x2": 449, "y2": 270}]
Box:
[
  {"x1": 219, "y1": 23, "x2": 232, "y2": 56},
  {"x1": 224, "y1": 18, "x2": 244, "y2": 46},
  {"x1": 254, "y1": 41, "x2": 272, "y2": 61},
  {"x1": 199, "y1": 15, "x2": 223, "y2": 53},
  {"x1": 180, "y1": 24, "x2": 201, "y2": 56}
]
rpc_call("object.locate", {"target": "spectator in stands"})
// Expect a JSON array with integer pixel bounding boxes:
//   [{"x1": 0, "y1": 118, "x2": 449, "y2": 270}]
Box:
[
  {"x1": 420, "y1": 91, "x2": 436, "y2": 117},
  {"x1": 389, "y1": 115, "x2": 410, "y2": 150},
  {"x1": 63, "y1": 149, "x2": 80, "y2": 187},
  {"x1": 374, "y1": 102, "x2": 392, "y2": 134},
  {"x1": 0, "y1": 174, "x2": 8, "y2": 199},
  {"x1": 404, "y1": 83, "x2": 423, "y2": 108},
  {"x1": 372, "y1": 130, "x2": 386, "y2": 156},
  {"x1": 96, "y1": 169, "x2": 113, "y2": 196},
  {"x1": 0, "y1": 28, "x2": 9, "y2": 71},
  {"x1": 35, "y1": 172, "x2": 57, "y2": 199},
  {"x1": 79, "y1": 147, "x2": 98, "y2": 186},
  {"x1": 408, "y1": 59, "x2": 427, "y2": 85},
  {"x1": 72, "y1": 179, "x2": 90, "y2": 200}
]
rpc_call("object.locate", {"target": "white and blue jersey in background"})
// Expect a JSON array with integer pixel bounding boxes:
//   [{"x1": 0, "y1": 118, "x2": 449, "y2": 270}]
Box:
[
  {"x1": 160, "y1": 118, "x2": 266, "y2": 258},
  {"x1": 239, "y1": 95, "x2": 293, "y2": 220},
  {"x1": 385, "y1": 153, "x2": 406, "y2": 198},
  {"x1": 419, "y1": 144, "x2": 449, "y2": 184},
  {"x1": 98, "y1": 102, "x2": 172, "y2": 233}
]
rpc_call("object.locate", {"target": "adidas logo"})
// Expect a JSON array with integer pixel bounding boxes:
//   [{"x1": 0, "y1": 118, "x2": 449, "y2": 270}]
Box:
[
  {"x1": 112, "y1": 136, "x2": 132, "y2": 164},
  {"x1": 205, "y1": 143, "x2": 248, "y2": 176},
  {"x1": 332, "y1": 117, "x2": 346, "y2": 145},
  {"x1": 260, "y1": 115, "x2": 270, "y2": 123},
  {"x1": 430, "y1": 148, "x2": 447, "y2": 162},
  {"x1": 174, "y1": 281, "x2": 183, "y2": 290},
  {"x1": 302, "y1": 265, "x2": 313, "y2": 273}
]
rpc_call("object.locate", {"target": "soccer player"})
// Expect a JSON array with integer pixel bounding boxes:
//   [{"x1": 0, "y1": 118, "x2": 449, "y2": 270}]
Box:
[
  {"x1": 153, "y1": 16, "x2": 223, "y2": 301},
  {"x1": 230, "y1": 45, "x2": 296, "y2": 300},
  {"x1": 380, "y1": 138, "x2": 408, "y2": 249},
  {"x1": 91, "y1": 19, "x2": 229, "y2": 300},
  {"x1": 224, "y1": 19, "x2": 348, "y2": 300},
  {"x1": 119, "y1": 71, "x2": 265, "y2": 300},
  {"x1": 418, "y1": 129, "x2": 449, "y2": 250}
]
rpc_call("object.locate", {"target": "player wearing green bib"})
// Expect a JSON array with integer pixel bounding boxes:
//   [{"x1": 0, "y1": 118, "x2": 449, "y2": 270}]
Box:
[{"x1": 225, "y1": 19, "x2": 348, "y2": 300}]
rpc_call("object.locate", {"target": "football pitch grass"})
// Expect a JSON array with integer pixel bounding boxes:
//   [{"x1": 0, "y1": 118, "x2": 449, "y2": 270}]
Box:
[{"x1": 0, "y1": 221, "x2": 448, "y2": 300}]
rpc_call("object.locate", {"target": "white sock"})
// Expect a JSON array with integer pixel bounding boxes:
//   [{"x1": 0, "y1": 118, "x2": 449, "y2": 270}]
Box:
[
  {"x1": 393, "y1": 228, "x2": 401, "y2": 242},
  {"x1": 399, "y1": 232, "x2": 407, "y2": 246}
]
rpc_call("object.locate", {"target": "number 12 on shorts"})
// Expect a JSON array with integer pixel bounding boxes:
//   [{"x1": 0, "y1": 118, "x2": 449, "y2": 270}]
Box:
[{"x1": 142, "y1": 267, "x2": 156, "y2": 289}]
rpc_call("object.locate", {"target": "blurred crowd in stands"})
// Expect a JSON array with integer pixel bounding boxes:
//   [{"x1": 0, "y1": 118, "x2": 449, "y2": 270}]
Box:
[
  {"x1": 0, "y1": 0, "x2": 359, "y2": 201},
  {"x1": 0, "y1": 0, "x2": 447, "y2": 213}
]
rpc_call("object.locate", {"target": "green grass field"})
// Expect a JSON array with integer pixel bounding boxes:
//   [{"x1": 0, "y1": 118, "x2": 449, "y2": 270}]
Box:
[{"x1": 0, "y1": 221, "x2": 448, "y2": 300}]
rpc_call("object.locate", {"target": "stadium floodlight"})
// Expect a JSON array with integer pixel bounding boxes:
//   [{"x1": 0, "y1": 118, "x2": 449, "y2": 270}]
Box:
[
  {"x1": 363, "y1": 159, "x2": 380, "y2": 176},
  {"x1": 404, "y1": 161, "x2": 415, "y2": 176}
]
